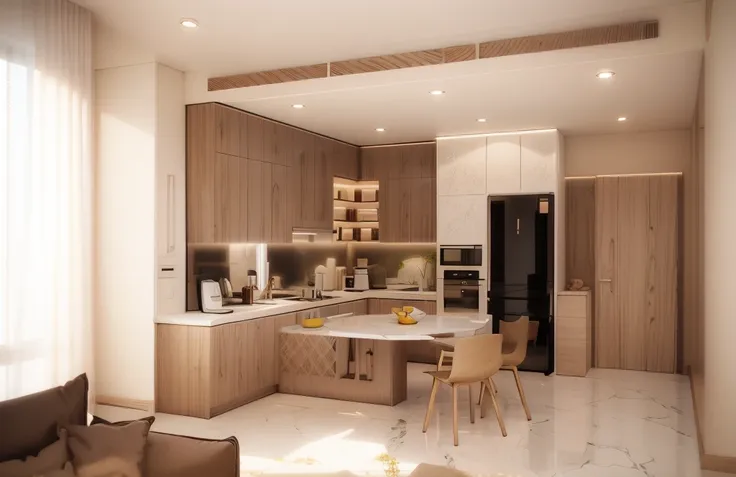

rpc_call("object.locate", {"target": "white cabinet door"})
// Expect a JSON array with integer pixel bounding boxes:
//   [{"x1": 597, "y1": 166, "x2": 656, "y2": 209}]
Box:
[
  {"x1": 437, "y1": 137, "x2": 486, "y2": 196},
  {"x1": 520, "y1": 132, "x2": 557, "y2": 193},
  {"x1": 486, "y1": 134, "x2": 521, "y2": 195},
  {"x1": 437, "y1": 194, "x2": 487, "y2": 245}
]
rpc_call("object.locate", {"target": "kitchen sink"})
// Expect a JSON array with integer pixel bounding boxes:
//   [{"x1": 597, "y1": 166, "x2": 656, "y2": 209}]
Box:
[{"x1": 283, "y1": 295, "x2": 336, "y2": 302}]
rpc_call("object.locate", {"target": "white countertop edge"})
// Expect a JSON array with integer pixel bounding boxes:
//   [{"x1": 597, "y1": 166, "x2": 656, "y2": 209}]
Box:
[{"x1": 156, "y1": 289, "x2": 438, "y2": 327}]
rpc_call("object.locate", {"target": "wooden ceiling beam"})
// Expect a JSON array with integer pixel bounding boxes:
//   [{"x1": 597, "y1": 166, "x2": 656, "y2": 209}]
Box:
[{"x1": 207, "y1": 20, "x2": 658, "y2": 92}]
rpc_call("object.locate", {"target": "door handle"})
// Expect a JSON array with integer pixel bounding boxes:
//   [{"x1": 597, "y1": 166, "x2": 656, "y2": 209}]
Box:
[{"x1": 598, "y1": 279, "x2": 612, "y2": 283}]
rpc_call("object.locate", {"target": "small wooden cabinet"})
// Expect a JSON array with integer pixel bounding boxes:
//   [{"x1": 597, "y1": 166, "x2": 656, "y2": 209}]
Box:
[{"x1": 556, "y1": 291, "x2": 592, "y2": 377}]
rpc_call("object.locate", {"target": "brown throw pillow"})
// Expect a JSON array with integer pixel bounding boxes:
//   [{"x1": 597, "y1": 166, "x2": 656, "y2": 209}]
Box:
[
  {"x1": 0, "y1": 429, "x2": 69, "y2": 477},
  {"x1": 65, "y1": 417, "x2": 154, "y2": 477}
]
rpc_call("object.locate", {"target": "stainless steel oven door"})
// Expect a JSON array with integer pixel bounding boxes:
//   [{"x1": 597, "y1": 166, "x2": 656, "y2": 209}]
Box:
[{"x1": 442, "y1": 278, "x2": 482, "y2": 314}]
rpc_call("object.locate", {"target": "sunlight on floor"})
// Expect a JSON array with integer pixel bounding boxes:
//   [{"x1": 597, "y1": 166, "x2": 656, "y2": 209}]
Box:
[{"x1": 239, "y1": 429, "x2": 419, "y2": 476}]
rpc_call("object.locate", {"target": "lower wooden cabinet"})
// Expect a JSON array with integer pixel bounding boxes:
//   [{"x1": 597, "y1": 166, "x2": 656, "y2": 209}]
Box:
[
  {"x1": 556, "y1": 291, "x2": 592, "y2": 377},
  {"x1": 155, "y1": 298, "x2": 439, "y2": 418},
  {"x1": 156, "y1": 312, "x2": 296, "y2": 419}
]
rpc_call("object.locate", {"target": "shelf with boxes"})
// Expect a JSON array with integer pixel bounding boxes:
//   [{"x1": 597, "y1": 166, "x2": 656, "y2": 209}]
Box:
[{"x1": 333, "y1": 178, "x2": 380, "y2": 242}]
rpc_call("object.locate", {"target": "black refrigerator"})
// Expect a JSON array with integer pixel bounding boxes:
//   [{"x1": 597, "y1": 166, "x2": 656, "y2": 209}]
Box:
[{"x1": 488, "y1": 194, "x2": 554, "y2": 375}]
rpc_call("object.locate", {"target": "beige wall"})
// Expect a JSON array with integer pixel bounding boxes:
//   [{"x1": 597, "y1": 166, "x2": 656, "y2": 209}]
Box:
[{"x1": 565, "y1": 130, "x2": 691, "y2": 177}]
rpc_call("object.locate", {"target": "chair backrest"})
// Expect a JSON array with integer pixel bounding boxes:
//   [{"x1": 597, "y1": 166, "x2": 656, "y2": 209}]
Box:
[
  {"x1": 499, "y1": 316, "x2": 530, "y2": 366},
  {"x1": 447, "y1": 334, "x2": 503, "y2": 383}
]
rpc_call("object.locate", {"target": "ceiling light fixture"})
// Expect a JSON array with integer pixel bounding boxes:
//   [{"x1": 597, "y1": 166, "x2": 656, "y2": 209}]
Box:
[
  {"x1": 617, "y1": 116, "x2": 627, "y2": 122},
  {"x1": 180, "y1": 18, "x2": 199, "y2": 29},
  {"x1": 429, "y1": 90, "x2": 445, "y2": 95},
  {"x1": 375, "y1": 128, "x2": 385, "y2": 132},
  {"x1": 596, "y1": 71, "x2": 615, "y2": 79},
  {"x1": 292, "y1": 104, "x2": 305, "y2": 109},
  {"x1": 477, "y1": 118, "x2": 487, "y2": 123}
]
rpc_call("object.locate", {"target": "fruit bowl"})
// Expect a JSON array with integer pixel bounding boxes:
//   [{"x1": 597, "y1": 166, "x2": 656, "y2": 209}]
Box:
[
  {"x1": 391, "y1": 307, "x2": 418, "y2": 325},
  {"x1": 301, "y1": 317, "x2": 324, "y2": 329}
]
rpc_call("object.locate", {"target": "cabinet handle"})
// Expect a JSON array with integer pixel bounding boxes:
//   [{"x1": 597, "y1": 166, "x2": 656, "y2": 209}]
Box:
[{"x1": 166, "y1": 174, "x2": 175, "y2": 253}]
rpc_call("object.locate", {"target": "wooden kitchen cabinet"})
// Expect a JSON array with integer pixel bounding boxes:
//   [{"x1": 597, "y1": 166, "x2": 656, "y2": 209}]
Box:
[
  {"x1": 214, "y1": 105, "x2": 240, "y2": 156},
  {"x1": 247, "y1": 159, "x2": 265, "y2": 242},
  {"x1": 333, "y1": 141, "x2": 359, "y2": 180},
  {"x1": 409, "y1": 178, "x2": 436, "y2": 243},
  {"x1": 271, "y1": 164, "x2": 290, "y2": 243},
  {"x1": 186, "y1": 104, "x2": 216, "y2": 244},
  {"x1": 213, "y1": 153, "x2": 240, "y2": 243},
  {"x1": 246, "y1": 115, "x2": 265, "y2": 161},
  {"x1": 314, "y1": 137, "x2": 334, "y2": 230},
  {"x1": 292, "y1": 130, "x2": 315, "y2": 228},
  {"x1": 158, "y1": 312, "x2": 296, "y2": 419}
]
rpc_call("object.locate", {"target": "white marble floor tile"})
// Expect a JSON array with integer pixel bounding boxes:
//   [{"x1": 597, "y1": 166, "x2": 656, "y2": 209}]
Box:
[{"x1": 96, "y1": 364, "x2": 713, "y2": 477}]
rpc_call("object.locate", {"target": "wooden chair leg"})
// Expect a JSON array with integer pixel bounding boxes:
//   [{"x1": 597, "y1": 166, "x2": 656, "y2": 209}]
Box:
[
  {"x1": 487, "y1": 378, "x2": 507, "y2": 437},
  {"x1": 423, "y1": 378, "x2": 440, "y2": 432},
  {"x1": 468, "y1": 384, "x2": 475, "y2": 424},
  {"x1": 437, "y1": 350, "x2": 445, "y2": 371},
  {"x1": 479, "y1": 382, "x2": 487, "y2": 419},
  {"x1": 511, "y1": 366, "x2": 531, "y2": 421},
  {"x1": 452, "y1": 384, "x2": 459, "y2": 446},
  {"x1": 492, "y1": 377, "x2": 498, "y2": 393}
]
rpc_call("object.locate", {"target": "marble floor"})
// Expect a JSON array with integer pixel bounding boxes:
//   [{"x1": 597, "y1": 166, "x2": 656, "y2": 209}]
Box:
[{"x1": 97, "y1": 364, "x2": 729, "y2": 477}]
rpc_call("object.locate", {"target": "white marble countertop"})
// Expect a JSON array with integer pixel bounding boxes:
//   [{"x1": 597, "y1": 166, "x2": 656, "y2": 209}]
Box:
[
  {"x1": 155, "y1": 289, "x2": 437, "y2": 327},
  {"x1": 281, "y1": 314, "x2": 490, "y2": 341}
]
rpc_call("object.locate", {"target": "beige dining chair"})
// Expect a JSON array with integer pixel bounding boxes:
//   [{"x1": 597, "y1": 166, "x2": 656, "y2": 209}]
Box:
[
  {"x1": 422, "y1": 334, "x2": 507, "y2": 446},
  {"x1": 498, "y1": 316, "x2": 532, "y2": 421}
]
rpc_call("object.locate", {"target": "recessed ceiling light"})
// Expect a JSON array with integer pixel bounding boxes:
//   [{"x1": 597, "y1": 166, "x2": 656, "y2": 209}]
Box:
[
  {"x1": 375, "y1": 128, "x2": 385, "y2": 132},
  {"x1": 617, "y1": 116, "x2": 627, "y2": 122},
  {"x1": 429, "y1": 90, "x2": 445, "y2": 95},
  {"x1": 292, "y1": 104, "x2": 305, "y2": 109},
  {"x1": 180, "y1": 18, "x2": 199, "y2": 28},
  {"x1": 477, "y1": 118, "x2": 487, "y2": 123},
  {"x1": 596, "y1": 71, "x2": 615, "y2": 80}
]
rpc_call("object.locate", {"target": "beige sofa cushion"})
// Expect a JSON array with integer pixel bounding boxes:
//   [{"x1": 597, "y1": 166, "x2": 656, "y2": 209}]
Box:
[{"x1": 66, "y1": 417, "x2": 154, "y2": 477}]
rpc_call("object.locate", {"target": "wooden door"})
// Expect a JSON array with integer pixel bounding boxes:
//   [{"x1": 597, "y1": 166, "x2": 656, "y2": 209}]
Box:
[
  {"x1": 399, "y1": 145, "x2": 423, "y2": 179},
  {"x1": 595, "y1": 176, "x2": 620, "y2": 368},
  {"x1": 645, "y1": 175, "x2": 678, "y2": 373},
  {"x1": 353, "y1": 299, "x2": 368, "y2": 315},
  {"x1": 298, "y1": 132, "x2": 315, "y2": 227},
  {"x1": 617, "y1": 175, "x2": 650, "y2": 371}
]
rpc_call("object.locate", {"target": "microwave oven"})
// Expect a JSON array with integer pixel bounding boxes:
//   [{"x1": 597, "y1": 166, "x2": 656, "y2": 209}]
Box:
[{"x1": 439, "y1": 245, "x2": 482, "y2": 267}]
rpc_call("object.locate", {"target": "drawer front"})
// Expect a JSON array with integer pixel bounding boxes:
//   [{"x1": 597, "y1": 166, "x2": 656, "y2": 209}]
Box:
[{"x1": 557, "y1": 295, "x2": 588, "y2": 318}]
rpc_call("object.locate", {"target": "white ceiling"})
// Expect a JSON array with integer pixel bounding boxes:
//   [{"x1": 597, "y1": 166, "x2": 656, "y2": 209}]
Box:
[{"x1": 76, "y1": 0, "x2": 705, "y2": 145}]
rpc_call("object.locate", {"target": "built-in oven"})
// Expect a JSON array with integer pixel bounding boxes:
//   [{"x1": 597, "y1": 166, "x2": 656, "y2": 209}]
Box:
[
  {"x1": 439, "y1": 245, "x2": 483, "y2": 267},
  {"x1": 441, "y1": 270, "x2": 484, "y2": 314}
]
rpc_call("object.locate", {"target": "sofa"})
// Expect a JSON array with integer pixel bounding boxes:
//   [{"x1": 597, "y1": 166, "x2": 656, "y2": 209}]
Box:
[{"x1": 0, "y1": 374, "x2": 240, "y2": 477}]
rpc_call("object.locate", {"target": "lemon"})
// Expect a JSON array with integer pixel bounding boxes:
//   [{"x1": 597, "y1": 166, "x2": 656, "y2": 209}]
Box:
[
  {"x1": 402, "y1": 306, "x2": 414, "y2": 314},
  {"x1": 301, "y1": 317, "x2": 324, "y2": 328},
  {"x1": 398, "y1": 315, "x2": 418, "y2": 325}
]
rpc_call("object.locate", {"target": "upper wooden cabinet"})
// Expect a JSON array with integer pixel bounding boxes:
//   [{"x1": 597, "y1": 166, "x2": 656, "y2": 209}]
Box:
[
  {"x1": 314, "y1": 137, "x2": 335, "y2": 230},
  {"x1": 215, "y1": 105, "x2": 240, "y2": 156},
  {"x1": 369, "y1": 143, "x2": 437, "y2": 243},
  {"x1": 333, "y1": 141, "x2": 359, "y2": 180}
]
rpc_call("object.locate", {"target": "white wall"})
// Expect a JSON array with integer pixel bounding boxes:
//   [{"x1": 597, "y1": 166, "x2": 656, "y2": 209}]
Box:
[
  {"x1": 95, "y1": 62, "x2": 185, "y2": 403},
  {"x1": 95, "y1": 63, "x2": 157, "y2": 401},
  {"x1": 703, "y1": 0, "x2": 736, "y2": 459},
  {"x1": 565, "y1": 130, "x2": 691, "y2": 177}
]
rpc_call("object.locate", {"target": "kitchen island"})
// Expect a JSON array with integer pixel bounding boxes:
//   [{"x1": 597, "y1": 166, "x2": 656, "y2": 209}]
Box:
[
  {"x1": 154, "y1": 290, "x2": 440, "y2": 418},
  {"x1": 279, "y1": 314, "x2": 488, "y2": 405}
]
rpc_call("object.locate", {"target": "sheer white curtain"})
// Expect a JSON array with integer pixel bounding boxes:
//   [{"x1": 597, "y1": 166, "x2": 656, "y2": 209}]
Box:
[{"x1": 0, "y1": 0, "x2": 94, "y2": 401}]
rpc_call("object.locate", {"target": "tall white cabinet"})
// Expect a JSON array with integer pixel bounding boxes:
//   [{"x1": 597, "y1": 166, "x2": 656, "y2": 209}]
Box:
[{"x1": 436, "y1": 130, "x2": 565, "y2": 370}]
